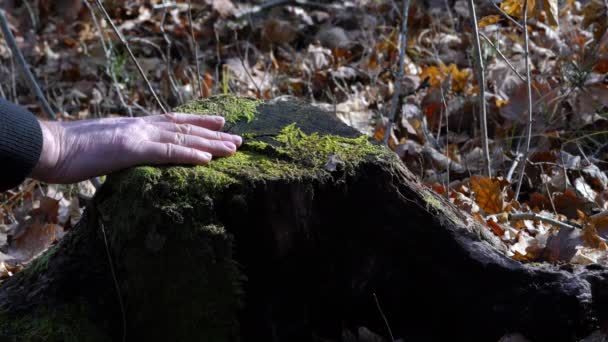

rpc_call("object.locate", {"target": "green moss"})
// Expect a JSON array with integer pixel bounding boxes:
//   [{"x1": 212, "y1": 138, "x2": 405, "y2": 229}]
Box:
[
  {"x1": 175, "y1": 95, "x2": 262, "y2": 124},
  {"x1": 0, "y1": 303, "x2": 110, "y2": 342},
  {"x1": 88, "y1": 96, "x2": 385, "y2": 340},
  {"x1": 20, "y1": 244, "x2": 59, "y2": 280},
  {"x1": 274, "y1": 123, "x2": 382, "y2": 169}
]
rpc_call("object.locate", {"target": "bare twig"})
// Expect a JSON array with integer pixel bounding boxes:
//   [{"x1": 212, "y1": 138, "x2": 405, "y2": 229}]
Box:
[
  {"x1": 383, "y1": 0, "x2": 410, "y2": 146},
  {"x1": 0, "y1": 8, "x2": 55, "y2": 119},
  {"x1": 440, "y1": 82, "x2": 450, "y2": 197},
  {"x1": 188, "y1": 0, "x2": 202, "y2": 98},
  {"x1": 92, "y1": 0, "x2": 168, "y2": 114},
  {"x1": 539, "y1": 164, "x2": 558, "y2": 215},
  {"x1": 479, "y1": 32, "x2": 527, "y2": 83},
  {"x1": 506, "y1": 152, "x2": 521, "y2": 183},
  {"x1": 234, "y1": 31, "x2": 262, "y2": 96},
  {"x1": 515, "y1": 0, "x2": 534, "y2": 200},
  {"x1": 373, "y1": 293, "x2": 395, "y2": 342},
  {"x1": 490, "y1": 0, "x2": 524, "y2": 29},
  {"x1": 467, "y1": 0, "x2": 491, "y2": 176},
  {"x1": 99, "y1": 219, "x2": 127, "y2": 342},
  {"x1": 509, "y1": 213, "x2": 581, "y2": 230}
]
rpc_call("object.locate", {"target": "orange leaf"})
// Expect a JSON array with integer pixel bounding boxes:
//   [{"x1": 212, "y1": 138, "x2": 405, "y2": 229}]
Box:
[
  {"x1": 582, "y1": 224, "x2": 608, "y2": 250},
  {"x1": 470, "y1": 176, "x2": 504, "y2": 214},
  {"x1": 487, "y1": 219, "x2": 506, "y2": 237},
  {"x1": 478, "y1": 15, "x2": 502, "y2": 28}
]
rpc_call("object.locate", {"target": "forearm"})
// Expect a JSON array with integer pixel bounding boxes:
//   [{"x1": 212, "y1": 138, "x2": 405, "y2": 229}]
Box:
[{"x1": 0, "y1": 98, "x2": 43, "y2": 192}]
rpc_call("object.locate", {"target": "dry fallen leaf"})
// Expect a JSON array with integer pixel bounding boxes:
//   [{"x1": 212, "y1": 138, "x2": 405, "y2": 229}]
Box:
[
  {"x1": 8, "y1": 221, "x2": 63, "y2": 262},
  {"x1": 542, "y1": 0, "x2": 559, "y2": 27},
  {"x1": 470, "y1": 176, "x2": 504, "y2": 215},
  {"x1": 478, "y1": 15, "x2": 501, "y2": 28}
]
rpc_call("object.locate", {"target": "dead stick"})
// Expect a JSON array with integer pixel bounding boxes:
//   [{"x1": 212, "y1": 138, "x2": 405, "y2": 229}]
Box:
[
  {"x1": 467, "y1": 0, "x2": 491, "y2": 176},
  {"x1": 509, "y1": 213, "x2": 581, "y2": 230},
  {"x1": 515, "y1": 0, "x2": 533, "y2": 200}
]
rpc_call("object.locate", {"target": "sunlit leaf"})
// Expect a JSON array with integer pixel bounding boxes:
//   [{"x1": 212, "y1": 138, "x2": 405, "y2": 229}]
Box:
[
  {"x1": 543, "y1": 0, "x2": 559, "y2": 27},
  {"x1": 470, "y1": 176, "x2": 504, "y2": 214},
  {"x1": 478, "y1": 15, "x2": 502, "y2": 28}
]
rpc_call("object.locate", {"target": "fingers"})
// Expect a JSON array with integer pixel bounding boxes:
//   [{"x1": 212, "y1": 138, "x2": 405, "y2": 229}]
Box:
[
  {"x1": 146, "y1": 112, "x2": 225, "y2": 131},
  {"x1": 138, "y1": 142, "x2": 213, "y2": 165},
  {"x1": 157, "y1": 131, "x2": 237, "y2": 157},
  {"x1": 157, "y1": 122, "x2": 242, "y2": 146}
]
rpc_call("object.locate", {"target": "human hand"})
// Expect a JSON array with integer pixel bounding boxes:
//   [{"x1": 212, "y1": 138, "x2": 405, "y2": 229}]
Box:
[{"x1": 31, "y1": 113, "x2": 242, "y2": 184}]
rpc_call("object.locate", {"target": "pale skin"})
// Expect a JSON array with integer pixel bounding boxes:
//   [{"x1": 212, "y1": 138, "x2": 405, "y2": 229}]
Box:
[{"x1": 31, "y1": 113, "x2": 242, "y2": 184}]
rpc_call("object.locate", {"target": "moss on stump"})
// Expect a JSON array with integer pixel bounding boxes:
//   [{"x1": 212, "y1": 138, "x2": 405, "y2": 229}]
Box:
[
  {"x1": 3, "y1": 95, "x2": 605, "y2": 342},
  {"x1": 0, "y1": 96, "x2": 390, "y2": 342}
]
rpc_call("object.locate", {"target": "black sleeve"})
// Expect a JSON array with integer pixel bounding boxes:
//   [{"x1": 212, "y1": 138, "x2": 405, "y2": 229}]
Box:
[{"x1": 0, "y1": 98, "x2": 43, "y2": 192}]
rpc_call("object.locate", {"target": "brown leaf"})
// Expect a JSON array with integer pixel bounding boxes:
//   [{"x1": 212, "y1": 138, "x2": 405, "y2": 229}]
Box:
[
  {"x1": 8, "y1": 221, "x2": 63, "y2": 262},
  {"x1": 591, "y1": 211, "x2": 608, "y2": 238},
  {"x1": 487, "y1": 219, "x2": 506, "y2": 237},
  {"x1": 582, "y1": 224, "x2": 608, "y2": 250},
  {"x1": 30, "y1": 196, "x2": 60, "y2": 224},
  {"x1": 470, "y1": 176, "x2": 504, "y2": 214},
  {"x1": 262, "y1": 19, "x2": 298, "y2": 45},
  {"x1": 554, "y1": 190, "x2": 588, "y2": 219},
  {"x1": 543, "y1": 226, "x2": 581, "y2": 262}
]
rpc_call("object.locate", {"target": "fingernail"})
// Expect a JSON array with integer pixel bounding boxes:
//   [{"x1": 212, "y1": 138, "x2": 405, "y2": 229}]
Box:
[
  {"x1": 234, "y1": 135, "x2": 243, "y2": 146},
  {"x1": 223, "y1": 141, "x2": 237, "y2": 151},
  {"x1": 201, "y1": 152, "x2": 212, "y2": 161},
  {"x1": 215, "y1": 116, "x2": 225, "y2": 123}
]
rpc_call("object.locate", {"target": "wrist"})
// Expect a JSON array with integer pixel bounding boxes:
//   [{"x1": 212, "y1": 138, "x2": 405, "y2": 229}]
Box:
[{"x1": 31, "y1": 120, "x2": 61, "y2": 181}]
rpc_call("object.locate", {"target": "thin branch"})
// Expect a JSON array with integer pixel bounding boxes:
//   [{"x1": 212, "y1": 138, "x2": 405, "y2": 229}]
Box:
[
  {"x1": 0, "y1": 8, "x2": 55, "y2": 119},
  {"x1": 99, "y1": 219, "x2": 127, "y2": 342},
  {"x1": 92, "y1": 0, "x2": 168, "y2": 114},
  {"x1": 479, "y1": 32, "x2": 527, "y2": 83},
  {"x1": 440, "y1": 81, "x2": 450, "y2": 198},
  {"x1": 373, "y1": 293, "x2": 395, "y2": 342},
  {"x1": 506, "y1": 152, "x2": 521, "y2": 183},
  {"x1": 383, "y1": 0, "x2": 410, "y2": 146},
  {"x1": 509, "y1": 213, "x2": 581, "y2": 230},
  {"x1": 490, "y1": 0, "x2": 524, "y2": 29},
  {"x1": 188, "y1": 0, "x2": 202, "y2": 98},
  {"x1": 515, "y1": 0, "x2": 534, "y2": 200},
  {"x1": 467, "y1": 0, "x2": 492, "y2": 176}
]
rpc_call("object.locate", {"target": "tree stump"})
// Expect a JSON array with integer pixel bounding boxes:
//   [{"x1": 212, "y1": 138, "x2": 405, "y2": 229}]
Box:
[{"x1": 1, "y1": 95, "x2": 607, "y2": 341}]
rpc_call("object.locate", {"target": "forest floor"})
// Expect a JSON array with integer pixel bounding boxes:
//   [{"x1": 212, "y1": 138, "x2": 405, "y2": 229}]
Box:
[{"x1": 0, "y1": 0, "x2": 607, "y2": 306}]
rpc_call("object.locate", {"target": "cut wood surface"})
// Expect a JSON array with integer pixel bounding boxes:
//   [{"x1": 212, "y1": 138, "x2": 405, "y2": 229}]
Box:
[{"x1": 1, "y1": 96, "x2": 607, "y2": 341}]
